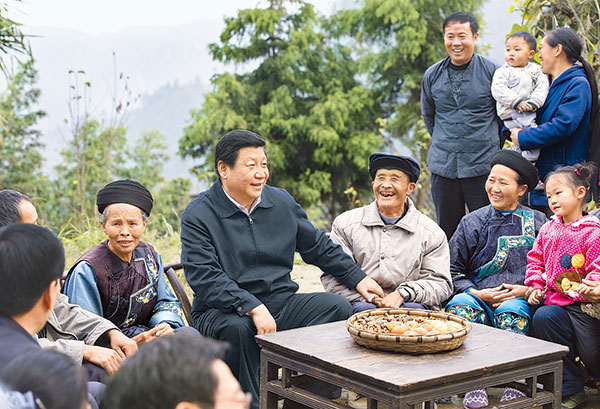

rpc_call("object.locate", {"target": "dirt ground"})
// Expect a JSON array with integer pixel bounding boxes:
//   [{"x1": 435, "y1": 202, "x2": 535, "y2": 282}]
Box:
[{"x1": 289, "y1": 263, "x2": 600, "y2": 409}]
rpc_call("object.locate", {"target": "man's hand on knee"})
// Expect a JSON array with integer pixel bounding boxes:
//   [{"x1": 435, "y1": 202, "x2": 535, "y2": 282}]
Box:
[
  {"x1": 356, "y1": 277, "x2": 384, "y2": 303},
  {"x1": 249, "y1": 304, "x2": 277, "y2": 334},
  {"x1": 83, "y1": 345, "x2": 124, "y2": 375}
]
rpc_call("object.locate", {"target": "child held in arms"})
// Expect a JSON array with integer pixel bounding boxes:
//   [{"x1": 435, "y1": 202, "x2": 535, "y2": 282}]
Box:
[{"x1": 492, "y1": 31, "x2": 549, "y2": 165}]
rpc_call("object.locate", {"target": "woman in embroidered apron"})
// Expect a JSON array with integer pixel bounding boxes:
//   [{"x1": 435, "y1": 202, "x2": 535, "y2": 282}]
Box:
[
  {"x1": 444, "y1": 150, "x2": 548, "y2": 408},
  {"x1": 64, "y1": 180, "x2": 186, "y2": 342}
]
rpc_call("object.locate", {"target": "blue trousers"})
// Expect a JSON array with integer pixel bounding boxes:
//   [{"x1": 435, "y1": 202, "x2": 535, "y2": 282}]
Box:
[
  {"x1": 445, "y1": 292, "x2": 530, "y2": 334},
  {"x1": 531, "y1": 304, "x2": 600, "y2": 396}
]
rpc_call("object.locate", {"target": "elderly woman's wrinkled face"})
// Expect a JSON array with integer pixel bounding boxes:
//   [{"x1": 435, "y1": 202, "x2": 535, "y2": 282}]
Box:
[
  {"x1": 101, "y1": 203, "x2": 147, "y2": 262},
  {"x1": 485, "y1": 165, "x2": 528, "y2": 211}
]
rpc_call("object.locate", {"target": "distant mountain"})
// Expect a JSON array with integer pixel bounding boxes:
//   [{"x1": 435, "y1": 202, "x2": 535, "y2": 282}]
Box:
[
  {"x1": 126, "y1": 78, "x2": 207, "y2": 182},
  {"x1": 27, "y1": 21, "x2": 224, "y2": 178}
]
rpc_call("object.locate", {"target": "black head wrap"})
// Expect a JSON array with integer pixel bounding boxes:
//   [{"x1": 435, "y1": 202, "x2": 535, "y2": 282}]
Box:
[
  {"x1": 490, "y1": 150, "x2": 539, "y2": 192},
  {"x1": 368, "y1": 152, "x2": 421, "y2": 182},
  {"x1": 96, "y1": 179, "x2": 154, "y2": 216}
]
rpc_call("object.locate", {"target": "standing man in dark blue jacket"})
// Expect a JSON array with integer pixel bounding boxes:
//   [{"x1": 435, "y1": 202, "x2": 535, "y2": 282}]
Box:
[
  {"x1": 180, "y1": 129, "x2": 384, "y2": 409},
  {"x1": 421, "y1": 11, "x2": 500, "y2": 239}
]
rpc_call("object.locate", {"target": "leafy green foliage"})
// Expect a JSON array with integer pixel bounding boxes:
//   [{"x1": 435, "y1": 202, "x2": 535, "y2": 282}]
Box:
[
  {"x1": 150, "y1": 177, "x2": 192, "y2": 234},
  {"x1": 0, "y1": 0, "x2": 29, "y2": 73},
  {"x1": 180, "y1": 0, "x2": 383, "y2": 222},
  {"x1": 0, "y1": 59, "x2": 48, "y2": 198}
]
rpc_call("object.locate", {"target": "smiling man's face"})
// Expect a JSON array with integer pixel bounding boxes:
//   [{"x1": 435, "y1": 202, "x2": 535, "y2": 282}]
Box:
[
  {"x1": 444, "y1": 20, "x2": 478, "y2": 66},
  {"x1": 372, "y1": 169, "x2": 416, "y2": 218}
]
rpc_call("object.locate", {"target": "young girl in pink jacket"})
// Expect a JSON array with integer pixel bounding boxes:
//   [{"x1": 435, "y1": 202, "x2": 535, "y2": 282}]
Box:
[
  {"x1": 525, "y1": 163, "x2": 600, "y2": 304},
  {"x1": 525, "y1": 162, "x2": 600, "y2": 408}
]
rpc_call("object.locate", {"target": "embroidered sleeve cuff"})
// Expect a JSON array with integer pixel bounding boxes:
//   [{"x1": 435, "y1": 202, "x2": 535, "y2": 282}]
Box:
[{"x1": 150, "y1": 311, "x2": 184, "y2": 328}]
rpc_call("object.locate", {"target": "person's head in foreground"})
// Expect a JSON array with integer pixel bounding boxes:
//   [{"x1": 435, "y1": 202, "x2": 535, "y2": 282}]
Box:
[
  {"x1": 486, "y1": 150, "x2": 539, "y2": 211},
  {"x1": 0, "y1": 189, "x2": 38, "y2": 227},
  {"x1": 544, "y1": 162, "x2": 596, "y2": 224},
  {"x1": 215, "y1": 129, "x2": 268, "y2": 211},
  {"x1": 96, "y1": 179, "x2": 153, "y2": 262},
  {"x1": 103, "y1": 333, "x2": 251, "y2": 409},
  {"x1": 0, "y1": 349, "x2": 90, "y2": 409},
  {"x1": 0, "y1": 223, "x2": 64, "y2": 331},
  {"x1": 368, "y1": 152, "x2": 420, "y2": 218}
]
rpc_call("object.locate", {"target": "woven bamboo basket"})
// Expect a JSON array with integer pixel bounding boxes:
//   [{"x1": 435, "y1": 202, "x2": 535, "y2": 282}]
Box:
[{"x1": 346, "y1": 308, "x2": 471, "y2": 354}]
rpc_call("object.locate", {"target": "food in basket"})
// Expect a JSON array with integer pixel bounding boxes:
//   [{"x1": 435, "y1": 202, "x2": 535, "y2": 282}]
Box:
[{"x1": 353, "y1": 312, "x2": 463, "y2": 336}]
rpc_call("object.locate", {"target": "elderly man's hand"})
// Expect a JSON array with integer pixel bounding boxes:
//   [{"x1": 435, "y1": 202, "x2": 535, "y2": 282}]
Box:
[
  {"x1": 509, "y1": 128, "x2": 522, "y2": 146},
  {"x1": 107, "y1": 328, "x2": 137, "y2": 358},
  {"x1": 356, "y1": 276, "x2": 384, "y2": 303},
  {"x1": 578, "y1": 279, "x2": 600, "y2": 302},
  {"x1": 249, "y1": 304, "x2": 277, "y2": 335},
  {"x1": 375, "y1": 290, "x2": 404, "y2": 308},
  {"x1": 83, "y1": 345, "x2": 124, "y2": 375}
]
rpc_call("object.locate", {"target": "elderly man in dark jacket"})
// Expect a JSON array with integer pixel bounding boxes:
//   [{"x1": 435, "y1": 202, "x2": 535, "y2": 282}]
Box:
[
  {"x1": 181, "y1": 129, "x2": 384, "y2": 409},
  {"x1": 421, "y1": 11, "x2": 501, "y2": 239}
]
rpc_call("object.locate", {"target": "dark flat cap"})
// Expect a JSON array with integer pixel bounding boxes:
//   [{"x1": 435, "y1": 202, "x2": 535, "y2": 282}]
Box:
[
  {"x1": 97, "y1": 179, "x2": 154, "y2": 216},
  {"x1": 490, "y1": 150, "x2": 539, "y2": 192},
  {"x1": 369, "y1": 152, "x2": 421, "y2": 182}
]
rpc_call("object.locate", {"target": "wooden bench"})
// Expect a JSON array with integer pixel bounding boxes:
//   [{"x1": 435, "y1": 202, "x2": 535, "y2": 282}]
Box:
[{"x1": 163, "y1": 261, "x2": 193, "y2": 325}]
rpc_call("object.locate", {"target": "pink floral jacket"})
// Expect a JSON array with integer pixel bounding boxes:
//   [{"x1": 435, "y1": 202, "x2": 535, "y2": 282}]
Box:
[{"x1": 525, "y1": 215, "x2": 600, "y2": 305}]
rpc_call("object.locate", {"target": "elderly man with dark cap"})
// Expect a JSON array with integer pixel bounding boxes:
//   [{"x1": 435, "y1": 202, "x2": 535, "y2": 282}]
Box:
[
  {"x1": 64, "y1": 180, "x2": 187, "y2": 343},
  {"x1": 322, "y1": 153, "x2": 452, "y2": 313}
]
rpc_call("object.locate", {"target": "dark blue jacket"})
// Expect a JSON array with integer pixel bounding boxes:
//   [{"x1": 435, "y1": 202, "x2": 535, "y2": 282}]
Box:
[
  {"x1": 518, "y1": 66, "x2": 591, "y2": 205},
  {"x1": 180, "y1": 181, "x2": 366, "y2": 320},
  {"x1": 450, "y1": 204, "x2": 548, "y2": 294},
  {"x1": 421, "y1": 54, "x2": 501, "y2": 179},
  {"x1": 0, "y1": 315, "x2": 40, "y2": 367}
]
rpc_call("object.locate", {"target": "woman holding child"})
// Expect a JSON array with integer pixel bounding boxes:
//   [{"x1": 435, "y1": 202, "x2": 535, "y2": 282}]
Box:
[
  {"x1": 510, "y1": 27, "x2": 600, "y2": 210},
  {"x1": 445, "y1": 150, "x2": 548, "y2": 408}
]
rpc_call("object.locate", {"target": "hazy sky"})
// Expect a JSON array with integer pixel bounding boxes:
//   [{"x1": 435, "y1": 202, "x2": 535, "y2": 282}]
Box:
[{"x1": 13, "y1": 0, "x2": 340, "y2": 35}]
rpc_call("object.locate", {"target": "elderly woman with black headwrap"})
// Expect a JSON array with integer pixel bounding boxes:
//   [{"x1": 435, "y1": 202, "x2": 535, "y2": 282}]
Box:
[
  {"x1": 64, "y1": 180, "x2": 185, "y2": 342},
  {"x1": 444, "y1": 151, "x2": 549, "y2": 408}
]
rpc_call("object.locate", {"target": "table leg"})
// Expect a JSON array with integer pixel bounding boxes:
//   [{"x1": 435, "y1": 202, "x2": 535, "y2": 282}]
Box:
[
  {"x1": 539, "y1": 361, "x2": 563, "y2": 409},
  {"x1": 260, "y1": 351, "x2": 279, "y2": 409},
  {"x1": 367, "y1": 397, "x2": 378, "y2": 409}
]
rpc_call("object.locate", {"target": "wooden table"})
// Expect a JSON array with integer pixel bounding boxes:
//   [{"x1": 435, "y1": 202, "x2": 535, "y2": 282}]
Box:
[{"x1": 256, "y1": 321, "x2": 569, "y2": 409}]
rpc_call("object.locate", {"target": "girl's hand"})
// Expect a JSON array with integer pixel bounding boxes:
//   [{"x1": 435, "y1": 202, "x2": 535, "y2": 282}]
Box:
[
  {"x1": 509, "y1": 128, "x2": 522, "y2": 146},
  {"x1": 527, "y1": 288, "x2": 545, "y2": 304},
  {"x1": 578, "y1": 279, "x2": 600, "y2": 302}
]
